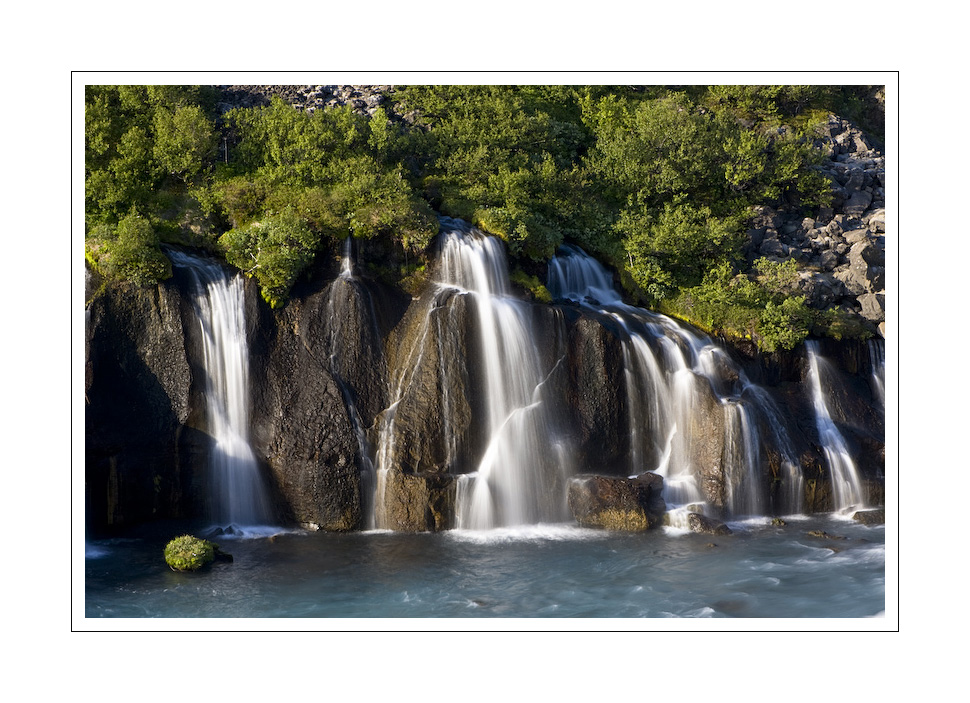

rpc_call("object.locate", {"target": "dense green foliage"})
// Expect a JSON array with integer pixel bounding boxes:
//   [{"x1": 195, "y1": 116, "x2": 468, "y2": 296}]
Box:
[{"x1": 85, "y1": 84, "x2": 882, "y2": 348}]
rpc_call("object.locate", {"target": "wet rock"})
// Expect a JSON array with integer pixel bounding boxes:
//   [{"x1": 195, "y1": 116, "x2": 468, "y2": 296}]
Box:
[
  {"x1": 563, "y1": 311, "x2": 628, "y2": 472},
  {"x1": 379, "y1": 469, "x2": 457, "y2": 532},
  {"x1": 852, "y1": 509, "x2": 885, "y2": 525},
  {"x1": 687, "y1": 512, "x2": 732, "y2": 536},
  {"x1": 380, "y1": 289, "x2": 480, "y2": 475},
  {"x1": 567, "y1": 473, "x2": 666, "y2": 531},
  {"x1": 251, "y1": 286, "x2": 363, "y2": 531}
]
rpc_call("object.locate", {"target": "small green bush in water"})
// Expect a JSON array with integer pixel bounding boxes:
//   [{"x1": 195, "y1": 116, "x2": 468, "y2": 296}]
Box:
[{"x1": 163, "y1": 534, "x2": 216, "y2": 571}]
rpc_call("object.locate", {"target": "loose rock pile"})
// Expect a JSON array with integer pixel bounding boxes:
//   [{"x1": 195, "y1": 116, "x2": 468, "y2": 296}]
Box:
[
  {"x1": 217, "y1": 84, "x2": 394, "y2": 118},
  {"x1": 746, "y1": 114, "x2": 887, "y2": 336}
]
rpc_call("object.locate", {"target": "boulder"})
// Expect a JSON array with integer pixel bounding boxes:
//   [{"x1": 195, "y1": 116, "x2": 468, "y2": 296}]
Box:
[
  {"x1": 567, "y1": 473, "x2": 666, "y2": 531},
  {"x1": 687, "y1": 512, "x2": 733, "y2": 535},
  {"x1": 865, "y1": 208, "x2": 886, "y2": 233},
  {"x1": 852, "y1": 509, "x2": 885, "y2": 525},
  {"x1": 163, "y1": 534, "x2": 218, "y2": 571},
  {"x1": 857, "y1": 292, "x2": 886, "y2": 323},
  {"x1": 377, "y1": 469, "x2": 457, "y2": 532},
  {"x1": 843, "y1": 190, "x2": 873, "y2": 219}
]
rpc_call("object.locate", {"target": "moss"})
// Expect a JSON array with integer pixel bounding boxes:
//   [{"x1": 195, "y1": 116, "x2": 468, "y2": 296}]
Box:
[
  {"x1": 509, "y1": 268, "x2": 552, "y2": 304},
  {"x1": 594, "y1": 507, "x2": 650, "y2": 531},
  {"x1": 163, "y1": 534, "x2": 217, "y2": 571}
]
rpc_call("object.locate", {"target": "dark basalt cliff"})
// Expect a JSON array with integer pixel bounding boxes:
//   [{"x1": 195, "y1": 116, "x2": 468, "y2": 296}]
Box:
[{"x1": 84, "y1": 243, "x2": 885, "y2": 533}]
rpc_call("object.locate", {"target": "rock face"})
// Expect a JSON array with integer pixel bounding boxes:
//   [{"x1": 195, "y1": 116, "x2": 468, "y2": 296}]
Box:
[
  {"x1": 85, "y1": 274, "x2": 204, "y2": 529},
  {"x1": 567, "y1": 474, "x2": 666, "y2": 531},
  {"x1": 86, "y1": 250, "x2": 886, "y2": 532},
  {"x1": 250, "y1": 293, "x2": 361, "y2": 531}
]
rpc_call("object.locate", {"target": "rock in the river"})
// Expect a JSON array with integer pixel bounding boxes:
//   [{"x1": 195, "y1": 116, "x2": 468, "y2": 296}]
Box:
[
  {"x1": 687, "y1": 512, "x2": 733, "y2": 536},
  {"x1": 567, "y1": 473, "x2": 666, "y2": 531},
  {"x1": 852, "y1": 509, "x2": 885, "y2": 525},
  {"x1": 378, "y1": 469, "x2": 457, "y2": 532}
]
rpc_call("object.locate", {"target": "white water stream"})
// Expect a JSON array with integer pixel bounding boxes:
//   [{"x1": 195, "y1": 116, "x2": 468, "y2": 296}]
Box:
[
  {"x1": 805, "y1": 340, "x2": 866, "y2": 513},
  {"x1": 169, "y1": 250, "x2": 274, "y2": 532},
  {"x1": 548, "y1": 244, "x2": 802, "y2": 517}
]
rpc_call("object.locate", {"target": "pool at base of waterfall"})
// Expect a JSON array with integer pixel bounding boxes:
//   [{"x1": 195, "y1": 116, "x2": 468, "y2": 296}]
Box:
[{"x1": 83, "y1": 515, "x2": 885, "y2": 620}]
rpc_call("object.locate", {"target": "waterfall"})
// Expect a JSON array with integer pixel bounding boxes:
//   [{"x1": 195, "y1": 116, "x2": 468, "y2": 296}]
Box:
[
  {"x1": 868, "y1": 338, "x2": 885, "y2": 410},
  {"x1": 168, "y1": 250, "x2": 273, "y2": 531},
  {"x1": 440, "y1": 224, "x2": 567, "y2": 528},
  {"x1": 373, "y1": 219, "x2": 570, "y2": 530},
  {"x1": 805, "y1": 340, "x2": 866, "y2": 513},
  {"x1": 548, "y1": 244, "x2": 802, "y2": 517}
]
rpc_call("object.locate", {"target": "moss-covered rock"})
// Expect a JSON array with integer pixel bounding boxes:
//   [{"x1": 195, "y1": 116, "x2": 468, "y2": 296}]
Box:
[{"x1": 163, "y1": 534, "x2": 217, "y2": 571}]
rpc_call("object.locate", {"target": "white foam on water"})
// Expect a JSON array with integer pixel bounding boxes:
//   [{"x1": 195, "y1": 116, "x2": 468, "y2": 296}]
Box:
[{"x1": 446, "y1": 523, "x2": 608, "y2": 544}]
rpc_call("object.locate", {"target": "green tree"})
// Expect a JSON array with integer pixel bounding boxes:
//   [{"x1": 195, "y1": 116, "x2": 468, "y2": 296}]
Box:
[{"x1": 153, "y1": 105, "x2": 218, "y2": 183}]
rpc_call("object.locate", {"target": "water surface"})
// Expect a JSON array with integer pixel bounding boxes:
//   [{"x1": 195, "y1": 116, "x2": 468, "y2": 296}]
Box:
[{"x1": 84, "y1": 515, "x2": 885, "y2": 621}]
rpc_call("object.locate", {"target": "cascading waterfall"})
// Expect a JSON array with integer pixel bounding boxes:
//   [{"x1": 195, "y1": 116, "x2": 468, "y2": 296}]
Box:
[
  {"x1": 439, "y1": 224, "x2": 567, "y2": 529},
  {"x1": 806, "y1": 340, "x2": 866, "y2": 513},
  {"x1": 373, "y1": 220, "x2": 570, "y2": 530},
  {"x1": 548, "y1": 244, "x2": 802, "y2": 517},
  {"x1": 169, "y1": 250, "x2": 273, "y2": 531}
]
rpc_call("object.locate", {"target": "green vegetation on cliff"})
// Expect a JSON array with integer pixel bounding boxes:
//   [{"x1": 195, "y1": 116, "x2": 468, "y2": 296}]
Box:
[{"x1": 84, "y1": 84, "x2": 882, "y2": 348}]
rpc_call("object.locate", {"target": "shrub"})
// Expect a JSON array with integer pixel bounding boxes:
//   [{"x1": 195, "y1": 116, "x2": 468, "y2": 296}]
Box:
[
  {"x1": 220, "y1": 207, "x2": 320, "y2": 308},
  {"x1": 85, "y1": 211, "x2": 171, "y2": 286}
]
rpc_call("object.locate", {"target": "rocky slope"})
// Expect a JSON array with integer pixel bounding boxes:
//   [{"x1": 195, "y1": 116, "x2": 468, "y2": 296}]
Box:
[{"x1": 746, "y1": 115, "x2": 887, "y2": 336}]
